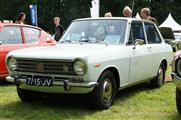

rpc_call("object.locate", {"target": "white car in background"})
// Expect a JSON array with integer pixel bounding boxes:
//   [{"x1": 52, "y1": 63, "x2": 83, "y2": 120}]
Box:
[
  {"x1": 174, "y1": 32, "x2": 181, "y2": 40},
  {"x1": 159, "y1": 27, "x2": 181, "y2": 52},
  {"x1": 174, "y1": 32, "x2": 181, "y2": 51},
  {"x1": 6, "y1": 17, "x2": 172, "y2": 109}
]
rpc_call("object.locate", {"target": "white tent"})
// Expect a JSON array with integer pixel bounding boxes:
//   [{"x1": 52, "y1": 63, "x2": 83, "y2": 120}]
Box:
[
  {"x1": 135, "y1": 12, "x2": 141, "y2": 20},
  {"x1": 159, "y1": 13, "x2": 181, "y2": 32}
]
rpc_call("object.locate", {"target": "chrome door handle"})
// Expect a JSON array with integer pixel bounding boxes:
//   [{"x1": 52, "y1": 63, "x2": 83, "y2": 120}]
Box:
[{"x1": 148, "y1": 46, "x2": 152, "y2": 49}]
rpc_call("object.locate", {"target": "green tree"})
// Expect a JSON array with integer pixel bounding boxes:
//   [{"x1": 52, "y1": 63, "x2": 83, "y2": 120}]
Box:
[{"x1": 0, "y1": 0, "x2": 181, "y2": 33}]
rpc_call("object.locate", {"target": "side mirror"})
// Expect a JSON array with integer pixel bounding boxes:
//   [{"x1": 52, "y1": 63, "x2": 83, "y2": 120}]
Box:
[
  {"x1": 46, "y1": 37, "x2": 53, "y2": 43},
  {"x1": 0, "y1": 40, "x2": 2, "y2": 45},
  {"x1": 135, "y1": 39, "x2": 145, "y2": 45}
]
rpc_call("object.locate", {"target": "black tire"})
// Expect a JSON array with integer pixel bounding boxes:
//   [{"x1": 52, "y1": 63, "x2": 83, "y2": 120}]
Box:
[
  {"x1": 175, "y1": 45, "x2": 178, "y2": 52},
  {"x1": 176, "y1": 88, "x2": 181, "y2": 115},
  {"x1": 89, "y1": 70, "x2": 117, "y2": 109},
  {"x1": 17, "y1": 87, "x2": 38, "y2": 102},
  {"x1": 151, "y1": 63, "x2": 165, "y2": 87}
]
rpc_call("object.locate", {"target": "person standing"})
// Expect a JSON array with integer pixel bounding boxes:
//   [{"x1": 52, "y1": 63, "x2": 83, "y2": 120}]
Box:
[
  {"x1": 123, "y1": 6, "x2": 132, "y2": 17},
  {"x1": 104, "y1": 12, "x2": 112, "y2": 17},
  {"x1": 15, "y1": 12, "x2": 26, "y2": 24},
  {"x1": 140, "y1": 7, "x2": 158, "y2": 25},
  {"x1": 54, "y1": 17, "x2": 64, "y2": 42}
]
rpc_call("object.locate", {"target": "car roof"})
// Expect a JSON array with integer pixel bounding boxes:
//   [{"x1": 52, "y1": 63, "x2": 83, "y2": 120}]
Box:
[
  {"x1": 73, "y1": 17, "x2": 155, "y2": 24},
  {"x1": 0, "y1": 22, "x2": 42, "y2": 31}
]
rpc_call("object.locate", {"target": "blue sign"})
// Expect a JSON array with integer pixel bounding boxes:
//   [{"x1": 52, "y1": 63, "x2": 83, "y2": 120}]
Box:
[{"x1": 29, "y1": 4, "x2": 37, "y2": 26}]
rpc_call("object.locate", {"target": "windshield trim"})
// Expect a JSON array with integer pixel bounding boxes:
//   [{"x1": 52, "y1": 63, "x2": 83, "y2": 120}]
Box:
[{"x1": 59, "y1": 19, "x2": 127, "y2": 45}]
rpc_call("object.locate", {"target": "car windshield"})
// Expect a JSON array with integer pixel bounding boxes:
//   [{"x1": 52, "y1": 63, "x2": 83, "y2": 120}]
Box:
[{"x1": 59, "y1": 19, "x2": 127, "y2": 45}]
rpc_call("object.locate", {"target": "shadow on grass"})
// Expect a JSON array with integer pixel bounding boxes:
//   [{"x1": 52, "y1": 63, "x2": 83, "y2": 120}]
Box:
[
  {"x1": 116, "y1": 82, "x2": 181, "y2": 120},
  {"x1": 173, "y1": 113, "x2": 181, "y2": 120},
  {"x1": 0, "y1": 80, "x2": 14, "y2": 86},
  {"x1": 1, "y1": 82, "x2": 181, "y2": 119},
  {"x1": 0, "y1": 92, "x2": 99, "y2": 119},
  {"x1": 116, "y1": 82, "x2": 153, "y2": 101}
]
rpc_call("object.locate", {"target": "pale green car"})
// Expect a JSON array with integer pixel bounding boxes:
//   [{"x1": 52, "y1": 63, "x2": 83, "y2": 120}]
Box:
[
  {"x1": 159, "y1": 27, "x2": 181, "y2": 52},
  {"x1": 6, "y1": 18, "x2": 172, "y2": 109}
]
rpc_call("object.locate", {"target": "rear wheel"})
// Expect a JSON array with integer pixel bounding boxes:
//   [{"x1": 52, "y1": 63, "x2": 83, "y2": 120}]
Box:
[
  {"x1": 176, "y1": 88, "x2": 181, "y2": 115},
  {"x1": 151, "y1": 64, "x2": 165, "y2": 87},
  {"x1": 89, "y1": 70, "x2": 117, "y2": 109},
  {"x1": 17, "y1": 87, "x2": 39, "y2": 102}
]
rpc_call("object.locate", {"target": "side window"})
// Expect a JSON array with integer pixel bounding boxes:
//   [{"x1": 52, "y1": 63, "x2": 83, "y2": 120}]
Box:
[
  {"x1": 23, "y1": 27, "x2": 40, "y2": 43},
  {"x1": 128, "y1": 21, "x2": 145, "y2": 45},
  {"x1": 145, "y1": 23, "x2": 162, "y2": 44},
  {"x1": 0, "y1": 27, "x2": 22, "y2": 44}
]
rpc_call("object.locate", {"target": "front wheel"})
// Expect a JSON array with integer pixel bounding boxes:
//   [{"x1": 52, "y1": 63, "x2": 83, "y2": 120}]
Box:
[
  {"x1": 176, "y1": 88, "x2": 181, "y2": 115},
  {"x1": 89, "y1": 70, "x2": 117, "y2": 109},
  {"x1": 151, "y1": 64, "x2": 165, "y2": 87}
]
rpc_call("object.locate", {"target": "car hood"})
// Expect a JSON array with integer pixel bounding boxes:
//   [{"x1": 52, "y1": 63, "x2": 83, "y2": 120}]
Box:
[{"x1": 8, "y1": 43, "x2": 127, "y2": 62}]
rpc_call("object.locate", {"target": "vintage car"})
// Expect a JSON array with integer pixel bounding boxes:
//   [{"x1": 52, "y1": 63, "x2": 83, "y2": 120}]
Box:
[
  {"x1": 6, "y1": 18, "x2": 172, "y2": 109},
  {"x1": 174, "y1": 32, "x2": 181, "y2": 51},
  {"x1": 174, "y1": 32, "x2": 181, "y2": 41},
  {"x1": 159, "y1": 27, "x2": 181, "y2": 52},
  {"x1": 0, "y1": 22, "x2": 56, "y2": 80},
  {"x1": 171, "y1": 51, "x2": 181, "y2": 114}
]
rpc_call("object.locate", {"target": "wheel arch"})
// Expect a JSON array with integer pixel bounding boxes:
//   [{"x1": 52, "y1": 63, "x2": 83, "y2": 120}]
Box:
[
  {"x1": 161, "y1": 59, "x2": 167, "y2": 70},
  {"x1": 100, "y1": 66, "x2": 120, "y2": 90}
]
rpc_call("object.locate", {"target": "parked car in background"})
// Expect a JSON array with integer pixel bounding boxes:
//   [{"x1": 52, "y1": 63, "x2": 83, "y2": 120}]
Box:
[
  {"x1": 159, "y1": 27, "x2": 181, "y2": 52},
  {"x1": 6, "y1": 17, "x2": 172, "y2": 109},
  {"x1": 174, "y1": 32, "x2": 181, "y2": 40},
  {"x1": 171, "y1": 51, "x2": 181, "y2": 115},
  {"x1": 0, "y1": 22, "x2": 56, "y2": 80}
]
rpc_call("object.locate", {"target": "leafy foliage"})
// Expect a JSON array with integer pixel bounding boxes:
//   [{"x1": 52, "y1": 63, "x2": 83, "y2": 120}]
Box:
[{"x1": 0, "y1": 0, "x2": 181, "y2": 34}]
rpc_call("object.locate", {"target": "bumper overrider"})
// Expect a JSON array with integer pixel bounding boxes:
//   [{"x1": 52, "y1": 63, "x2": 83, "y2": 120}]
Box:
[
  {"x1": 6, "y1": 75, "x2": 98, "y2": 94},
  {"x1": 171, "y1": 72, "x2": 181, "y2": 89}
]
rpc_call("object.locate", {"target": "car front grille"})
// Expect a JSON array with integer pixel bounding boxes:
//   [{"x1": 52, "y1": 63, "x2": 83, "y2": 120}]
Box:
[{"x1": 16, "y1": 59, "x2": 75, "y2": 75}]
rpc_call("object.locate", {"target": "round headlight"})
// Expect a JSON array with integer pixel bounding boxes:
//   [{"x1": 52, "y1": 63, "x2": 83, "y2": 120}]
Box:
[
  {"x1": 7, "y1": 56, "x2": 17, "y2": 71},
  {"x1": 176, "y1": 59, "x2": 181, "y2": 77},
  {"x1": 73, "y1": 60, "x2": 86, "y2": 75}
]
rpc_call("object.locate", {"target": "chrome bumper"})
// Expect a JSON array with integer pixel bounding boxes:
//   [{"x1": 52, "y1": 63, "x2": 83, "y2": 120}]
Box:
[
  {"x1": 171, "y1": 72, "x2": 181, "y2": 89},
  {"x1": 6, "y1": 76, "x2": 98, "y2": 94}
]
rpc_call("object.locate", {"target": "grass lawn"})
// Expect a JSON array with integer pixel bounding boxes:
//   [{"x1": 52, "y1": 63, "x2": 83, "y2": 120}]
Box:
[{"x1": 0, "y1": 66, "x2": 181, "y2": 120}]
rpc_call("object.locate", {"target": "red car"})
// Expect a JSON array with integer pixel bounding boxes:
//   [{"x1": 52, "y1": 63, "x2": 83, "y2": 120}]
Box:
[{"x1": 0, "y1": 22, "x2": 56, "y2": 80}]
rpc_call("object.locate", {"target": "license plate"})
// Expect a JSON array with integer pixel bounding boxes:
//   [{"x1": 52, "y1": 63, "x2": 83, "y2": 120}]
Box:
[{"x1": 26, "y1": 76, "x2": 53, "y2": 86}]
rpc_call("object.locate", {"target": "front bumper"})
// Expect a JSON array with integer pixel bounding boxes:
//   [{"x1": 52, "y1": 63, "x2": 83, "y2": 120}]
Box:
[
  {"x1": 6, "y1": 76, "x2": 98, "y2": 94},
  {"x1": 171, "y1": 72, "x2": 181, "y2": 89}
]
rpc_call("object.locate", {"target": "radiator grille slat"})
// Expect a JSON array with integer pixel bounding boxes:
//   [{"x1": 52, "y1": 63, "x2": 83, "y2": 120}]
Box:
[{"x1": 16, "y1": 59, "x2": 75, "y2": 75}]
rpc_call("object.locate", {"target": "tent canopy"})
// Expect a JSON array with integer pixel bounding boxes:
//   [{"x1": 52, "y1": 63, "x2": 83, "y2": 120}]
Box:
[
  {"x1": 159, "y1": 13, "x2": 181, "y2": 32},
  {"x1": 135, "y1": 12, "x2": 141, "y2": 20}
]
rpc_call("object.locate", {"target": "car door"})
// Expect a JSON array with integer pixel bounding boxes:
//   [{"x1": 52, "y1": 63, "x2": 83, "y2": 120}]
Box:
[
  {"x1": 22, "y1": 27, "x2": 41, "y2": 47},
  {"x1": 0, "y1": 26, "x2": 25, "y2": 76},
  {"x1": 144, "y1": 22, "x2": 164, "y2": 76},
  {"x1": 128, "y1": 21, "x2": 152, "y2": 83}
]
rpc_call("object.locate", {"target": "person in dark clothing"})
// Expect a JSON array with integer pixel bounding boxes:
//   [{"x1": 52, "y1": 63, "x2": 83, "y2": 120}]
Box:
[
  {"x1": 54, "y1": 17, "x2": 64, "y2": 42},
  {"x1": 15, "y1": 12, "x2": 26, "y2": 24},
  {"x1": 140, "y1": 7, "x2": 158, "y2": 26}
]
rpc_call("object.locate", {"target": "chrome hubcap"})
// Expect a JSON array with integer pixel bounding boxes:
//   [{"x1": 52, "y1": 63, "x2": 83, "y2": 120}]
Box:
[
  {"x1": 102, "y1": 79, "x2": 112, "y2": 103},
  {"x1": 158, "y1": 67, "x2": 163, "y2": 84}
]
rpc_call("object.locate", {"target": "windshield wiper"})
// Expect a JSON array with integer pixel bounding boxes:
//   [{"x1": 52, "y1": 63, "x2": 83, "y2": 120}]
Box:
[
  {"x1": 79, "y1": 39, "x2": 105, "y2": 44},
  {"x1": 59, "y1": 40, "x2": 72, "y2": 43},
  {"x1": 59, "y1": 40, "x2": 79, "y2": 43}
]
